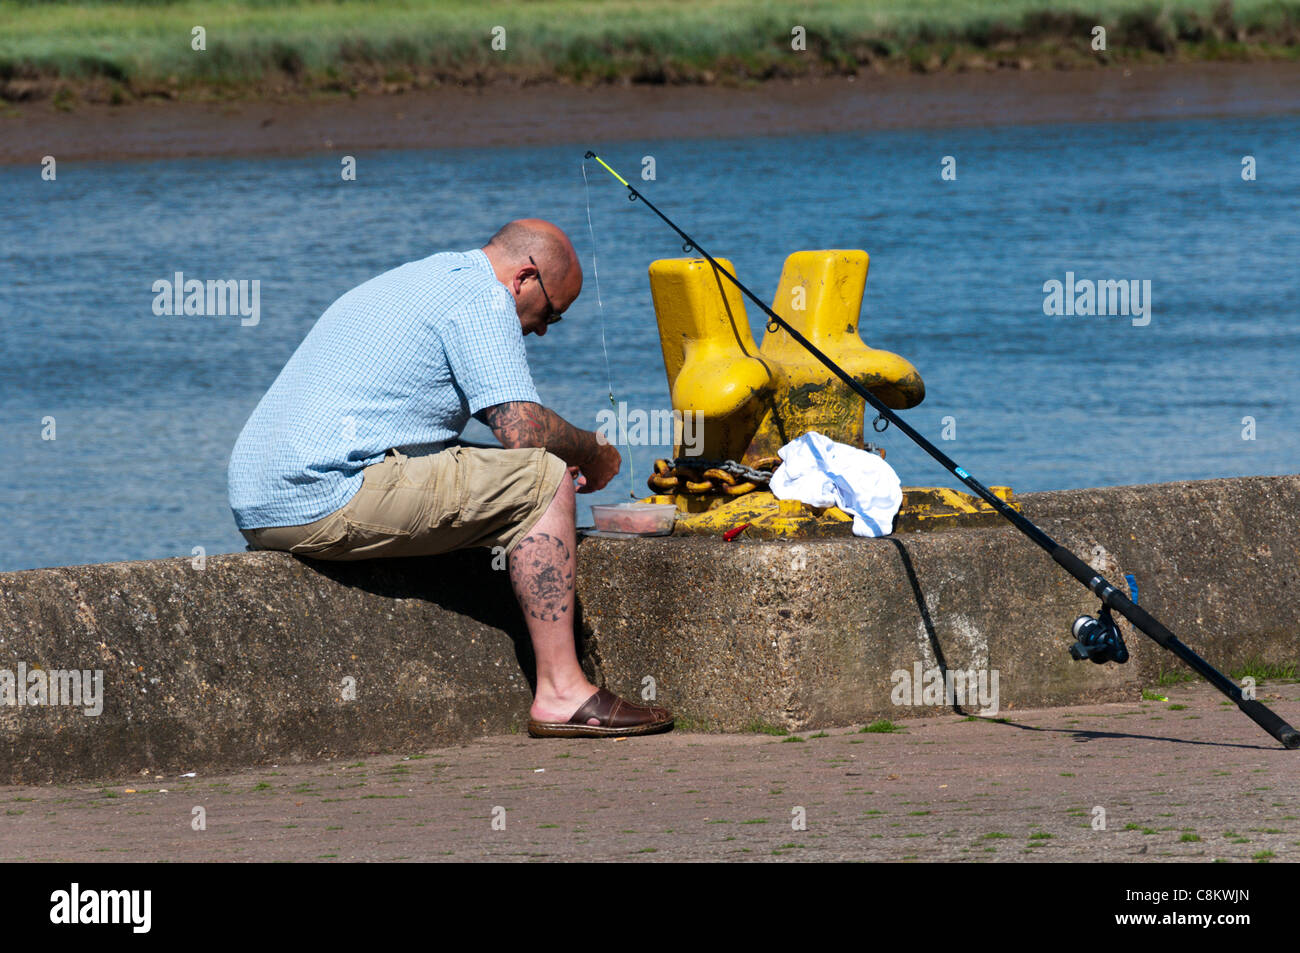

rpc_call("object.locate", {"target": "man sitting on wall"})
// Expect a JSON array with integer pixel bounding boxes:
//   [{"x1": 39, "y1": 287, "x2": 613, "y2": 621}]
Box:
[{"x1": 228, "y1": 219, "x2": 673, "y2": 738}]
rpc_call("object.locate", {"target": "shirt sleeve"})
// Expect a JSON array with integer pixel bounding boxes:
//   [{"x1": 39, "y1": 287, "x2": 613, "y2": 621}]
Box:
[{"x1": 439, "y1": 284, "x2": 541, "y2": 415}]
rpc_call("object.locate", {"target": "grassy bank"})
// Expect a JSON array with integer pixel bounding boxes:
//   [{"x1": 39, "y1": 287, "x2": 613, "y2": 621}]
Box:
[{"x1": 2, "y1": 0, "x2": 1299, "y2": 105}]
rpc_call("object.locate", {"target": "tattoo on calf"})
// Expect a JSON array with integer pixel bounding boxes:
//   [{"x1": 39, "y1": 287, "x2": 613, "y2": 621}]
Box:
[{"x1": 509, "y1": 532, "x2": 573, "y2": 622}]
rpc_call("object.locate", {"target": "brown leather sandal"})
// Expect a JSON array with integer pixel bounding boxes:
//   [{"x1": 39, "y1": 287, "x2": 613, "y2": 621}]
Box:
[{"x1": 528, "y1": 687, "x2": 674, "y2": 738}]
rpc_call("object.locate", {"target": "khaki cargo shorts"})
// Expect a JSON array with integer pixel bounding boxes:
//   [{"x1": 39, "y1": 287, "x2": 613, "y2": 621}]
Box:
[{"x1": 241, "y1": 446, "x2": 567, "y2": 561}]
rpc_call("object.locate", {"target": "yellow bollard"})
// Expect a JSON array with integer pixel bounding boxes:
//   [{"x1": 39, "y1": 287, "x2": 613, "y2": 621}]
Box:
[
  {"x1": 648, "y1": 250, "x2": 925, "y2": 465},
  {"x1": 645, "y1": 249, "x2": 997, "y2": 538},
  {"x1": 746, "y1": 249, "x2": 925, "y2": 461},
  {"x1": 648, "y1": 257, "x2": 776, "y2": 461}
]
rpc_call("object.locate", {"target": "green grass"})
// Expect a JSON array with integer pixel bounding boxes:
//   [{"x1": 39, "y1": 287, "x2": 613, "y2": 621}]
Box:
[
  {"x1": 1124, "y1": 822, "x2": 1158, "y2": 834},
  {"x1": 860, "y1": 719, "x2": 904, "y2": 733},
  {"x1": 4, "y1": 0, "x2": 1299, "y2": 104},
  {"x1": 1230, "y1": 658, "x2": 1299, "y2": 681},
  {"x1": 1155, "y1": 665, "x2": 1198, "y2": 686},
  {"x1": 743, "y1": 719, "x2": 789, "y2": 736},
  {"x1": 1151, "y1": 657, "x2": 1300, "y2": 691},
  {"x1": 670, "y1": 714, "x2": 708, "y2": 733}
]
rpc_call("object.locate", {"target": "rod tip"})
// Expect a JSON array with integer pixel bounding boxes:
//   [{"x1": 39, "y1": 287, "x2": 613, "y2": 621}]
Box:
[{"x1": 1282, "y1": 727, "x2": 1300, "y2": 749}]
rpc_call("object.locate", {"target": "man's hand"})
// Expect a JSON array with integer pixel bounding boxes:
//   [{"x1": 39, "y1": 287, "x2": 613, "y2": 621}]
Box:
[{"x1": 577, "y1": 441, "x2": 621, "y2": 493}]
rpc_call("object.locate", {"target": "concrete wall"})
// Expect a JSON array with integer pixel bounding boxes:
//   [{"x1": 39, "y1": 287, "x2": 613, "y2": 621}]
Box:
[{"x1": 0, "y1": 474, "x2": 1295, "y2": 784}]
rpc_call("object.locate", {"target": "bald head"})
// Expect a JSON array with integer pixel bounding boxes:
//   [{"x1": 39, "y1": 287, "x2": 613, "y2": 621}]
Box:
[
  {"x1": 484, "y1": 219, "x2": 579, "y2": 287},
  {"x1": 482, "y1": 219, "x2": 582, "y2": 336}
]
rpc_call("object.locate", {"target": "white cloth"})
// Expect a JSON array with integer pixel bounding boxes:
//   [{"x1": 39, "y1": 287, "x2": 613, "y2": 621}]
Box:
[{"x1": 768, "y1": 431, "x2": 902, "y2": 537}]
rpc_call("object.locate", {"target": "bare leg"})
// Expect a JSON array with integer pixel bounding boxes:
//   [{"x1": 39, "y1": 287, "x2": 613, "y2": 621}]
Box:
[{"x1": 509, "y1": 474, "x2": 601, "y2": 724}]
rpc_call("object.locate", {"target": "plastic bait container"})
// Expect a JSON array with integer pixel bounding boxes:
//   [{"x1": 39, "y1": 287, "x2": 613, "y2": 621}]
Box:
[{"x1": 589, "y1": 502, "x2": 677, "y2": 537}]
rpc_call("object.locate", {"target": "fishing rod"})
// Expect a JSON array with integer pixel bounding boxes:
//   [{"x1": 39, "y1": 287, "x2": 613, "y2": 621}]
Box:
[{"x1": 583, "y1": 149, "x2": 1299, "y2": 750}]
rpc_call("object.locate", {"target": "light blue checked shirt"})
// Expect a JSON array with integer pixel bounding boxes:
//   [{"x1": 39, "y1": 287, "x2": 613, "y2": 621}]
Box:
[{"x1": 228, "y1": 249, "x2": 540, "y2": 529}]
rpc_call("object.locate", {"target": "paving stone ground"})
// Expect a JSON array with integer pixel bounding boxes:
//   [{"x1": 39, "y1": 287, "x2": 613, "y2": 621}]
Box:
[{"x1": 2, "y1": 681, "x2": 1297, "y2": 863}]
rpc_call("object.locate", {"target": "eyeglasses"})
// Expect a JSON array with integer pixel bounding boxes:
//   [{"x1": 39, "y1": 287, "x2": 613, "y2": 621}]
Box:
[{"x1": 528, "y1": 256, "x2": 563, "y2": 325}]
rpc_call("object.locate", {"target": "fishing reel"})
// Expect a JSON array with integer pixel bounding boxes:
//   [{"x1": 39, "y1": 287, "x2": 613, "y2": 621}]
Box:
[{"x1": 1068, "y1": 606, "x2": 1130, "y2": 665}]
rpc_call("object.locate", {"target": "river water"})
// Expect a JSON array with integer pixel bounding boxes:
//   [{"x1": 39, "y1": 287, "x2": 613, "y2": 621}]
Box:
[{"x1": 2, "y1": 114, "x2": 1297, "y2": 570}]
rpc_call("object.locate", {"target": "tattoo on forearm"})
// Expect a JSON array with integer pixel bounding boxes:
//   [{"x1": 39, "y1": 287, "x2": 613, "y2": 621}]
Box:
[
  {"x1": 479, "y1": 401, "x2": 596, "y2": 465},
  {"x1": 509, "y1": 532, "x2": 573, "y2": 622}
]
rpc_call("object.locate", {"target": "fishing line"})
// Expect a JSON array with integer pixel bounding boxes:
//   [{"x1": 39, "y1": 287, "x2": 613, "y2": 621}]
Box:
[{"x1": 581, "y1": 159, "x2": 635, "y2": 499}]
